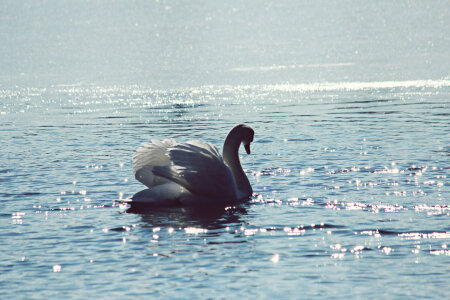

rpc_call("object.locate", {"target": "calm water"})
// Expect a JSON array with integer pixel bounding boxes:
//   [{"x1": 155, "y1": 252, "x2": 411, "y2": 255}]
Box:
[{"x1": 1, "y1": 1, "x2": 449, "y2": 299}]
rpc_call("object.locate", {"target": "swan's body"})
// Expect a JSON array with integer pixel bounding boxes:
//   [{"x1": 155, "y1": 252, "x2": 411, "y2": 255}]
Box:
[{"x1": 131, "y1": 124, "x2": 254, "y2": 206}]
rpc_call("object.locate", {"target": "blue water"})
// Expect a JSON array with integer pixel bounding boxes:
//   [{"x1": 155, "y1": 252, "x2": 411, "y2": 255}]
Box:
[{"x1": 1, "y1": 1, "x2": 449, "y2": 299}]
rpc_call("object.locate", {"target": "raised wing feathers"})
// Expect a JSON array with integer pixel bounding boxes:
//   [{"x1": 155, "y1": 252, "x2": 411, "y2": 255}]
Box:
[{"x1": 132, "y1": 139, "x2": 176, "y2": 188}]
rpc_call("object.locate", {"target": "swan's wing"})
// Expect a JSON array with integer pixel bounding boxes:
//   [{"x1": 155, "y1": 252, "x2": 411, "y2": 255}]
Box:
[
  {"x1": 133, "y1": 139, "x2": 176, "y2": 188},
  {"x1": 152, "y1": 140, "x2": 237, "y2": 200}
]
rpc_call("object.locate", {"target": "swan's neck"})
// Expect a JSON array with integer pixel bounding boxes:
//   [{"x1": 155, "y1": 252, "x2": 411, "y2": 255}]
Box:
[{"x1": 223, "y1": 135, "x2": 252, "y2": 198}]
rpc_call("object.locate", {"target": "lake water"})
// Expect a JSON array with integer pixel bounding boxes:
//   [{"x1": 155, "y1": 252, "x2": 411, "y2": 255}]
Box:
[{"x1": 1, "y1": 1, "x2": 449, "y2": 299}]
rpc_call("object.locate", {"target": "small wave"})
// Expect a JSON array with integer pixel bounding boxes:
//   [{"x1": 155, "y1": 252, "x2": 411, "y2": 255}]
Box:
[
  {"x1": 238, "y1": 79, "x2": 450, "y2": 92},
  {"x1": 359, "y1": 229, "x2": 450, "y2": 239},
  {"x1": 230, "y1": 62, "x2": 354, "y2": 72}
]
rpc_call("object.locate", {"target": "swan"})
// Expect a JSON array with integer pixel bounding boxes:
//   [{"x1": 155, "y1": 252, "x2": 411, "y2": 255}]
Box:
[{"x1": 130, "y1": 124, "x2": 254, "y2": 206}]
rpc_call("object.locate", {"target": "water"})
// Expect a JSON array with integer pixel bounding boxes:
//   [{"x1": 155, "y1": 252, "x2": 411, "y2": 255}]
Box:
[{"x1": 1, "y1": 1, "x2": 449, "y2": 299}]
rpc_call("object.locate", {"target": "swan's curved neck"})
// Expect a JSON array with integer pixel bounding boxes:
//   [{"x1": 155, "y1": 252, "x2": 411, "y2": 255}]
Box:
[{"x1": 223, "y1": 132, "x2": 252, "y2": 198}]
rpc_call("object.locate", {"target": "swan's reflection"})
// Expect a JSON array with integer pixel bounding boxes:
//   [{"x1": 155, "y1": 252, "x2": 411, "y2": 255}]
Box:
[{"x1": 126, "y1": 203, "x2": 248, "y2": 230}]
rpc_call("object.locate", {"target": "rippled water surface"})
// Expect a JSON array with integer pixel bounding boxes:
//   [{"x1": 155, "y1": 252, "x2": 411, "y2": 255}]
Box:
[
  {"x1": 1, "y1": 81, "x2": 449, "y2": 298},
  {"x1": 1, "y1": 1, "x2": 449, "y2": 299}
]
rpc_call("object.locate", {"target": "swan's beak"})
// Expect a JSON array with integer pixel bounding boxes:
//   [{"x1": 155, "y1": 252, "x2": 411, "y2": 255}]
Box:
[{"x1": 244, "y1": 143, "x2": 251, "y2": 154}]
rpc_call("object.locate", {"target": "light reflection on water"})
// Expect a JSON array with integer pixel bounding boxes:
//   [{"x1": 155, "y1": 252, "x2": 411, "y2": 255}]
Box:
[{"x1": 0, "y1": 81, "x2": 449, "y2": 298}]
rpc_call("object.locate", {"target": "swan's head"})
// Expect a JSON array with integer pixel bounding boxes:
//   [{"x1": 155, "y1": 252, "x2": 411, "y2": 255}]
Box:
[{"x1": 232, "y1": 124, "x2": 254, "y2": 154}]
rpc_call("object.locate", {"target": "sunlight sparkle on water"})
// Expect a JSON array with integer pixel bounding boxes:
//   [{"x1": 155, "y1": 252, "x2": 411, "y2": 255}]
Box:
[
  {"x1": 429, "y1": 250, "x2": 450, "y2": 256},
  {"x1": 184, "y1": 227, "x2": 208, "y2": 234},
  {"x1": 398, "y1": 232, "x2": 450, "y2": 240},
  {"x1": 52, "y1": 265, "x2": 62, "y2": 273},
  {"x1": 270, "y1": 254, "x2": 280, "y2": 263},
  {"x1": 380, "y1": 247, "x2": 393, "y2": 255}
]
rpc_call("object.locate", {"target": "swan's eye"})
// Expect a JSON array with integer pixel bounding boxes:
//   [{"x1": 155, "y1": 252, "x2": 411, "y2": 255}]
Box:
[{"x1": 244, "y1": 136, "x2": 253, "y2": 144}]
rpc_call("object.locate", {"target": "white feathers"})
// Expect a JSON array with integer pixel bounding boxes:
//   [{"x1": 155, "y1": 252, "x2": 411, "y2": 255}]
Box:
[{"x1": 132, "y1": 138, "x2": 176, "y2": 189}]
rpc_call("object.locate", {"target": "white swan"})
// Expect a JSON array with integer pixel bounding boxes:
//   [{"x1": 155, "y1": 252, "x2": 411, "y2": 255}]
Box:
[{"x1": 131, "y1": 124, "x2": 254, "y2": 206}]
